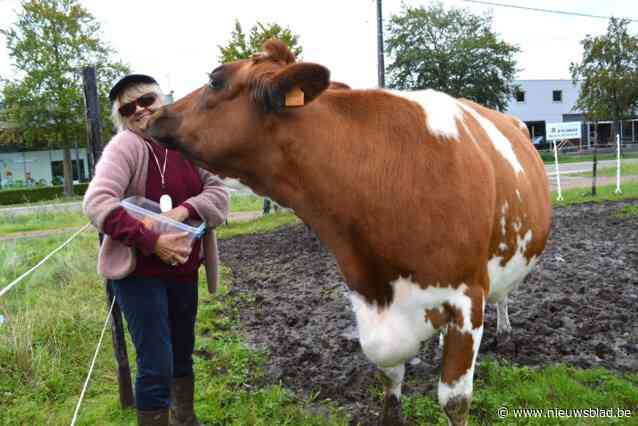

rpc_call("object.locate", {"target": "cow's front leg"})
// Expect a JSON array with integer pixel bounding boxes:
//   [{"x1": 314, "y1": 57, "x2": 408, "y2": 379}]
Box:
[
  {"x1": 379, "y1": 364, "x2": 405, "y2": 426},
  {"x1": 438, "y1": 287, "x2": 485, "y2": 426}
]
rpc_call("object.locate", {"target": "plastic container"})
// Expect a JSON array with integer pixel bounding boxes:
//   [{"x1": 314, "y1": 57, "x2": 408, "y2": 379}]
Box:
[{"x1": 121, "y1": 196, "x2": 206, "y2": 241}]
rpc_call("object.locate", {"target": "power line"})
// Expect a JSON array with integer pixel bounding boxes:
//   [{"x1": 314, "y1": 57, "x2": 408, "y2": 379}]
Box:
[{"x1": 463, "y1": 0, "x2": 638, "y2": 23}]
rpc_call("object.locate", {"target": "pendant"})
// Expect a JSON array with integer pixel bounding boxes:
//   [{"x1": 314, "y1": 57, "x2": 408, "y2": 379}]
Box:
[{"x1": 160, "y1": 194, "x2": 173, "y2": 213}]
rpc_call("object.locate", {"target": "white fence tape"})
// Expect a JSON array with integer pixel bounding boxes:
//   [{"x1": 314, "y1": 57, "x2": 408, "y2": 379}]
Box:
[
  {"x1": 0, "y1": 223, "x2": 92, "y2": 298},
  {"x1": 70, "y1": 295, "x2": 116, "y2": 426}
]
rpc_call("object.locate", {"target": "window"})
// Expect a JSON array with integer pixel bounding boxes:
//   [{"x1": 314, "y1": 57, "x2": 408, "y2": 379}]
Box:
[
  {"x1": 515, "y1": 90, "x2": 525, "y2": 103},
  {"x1": 552, "y1": 90, "x2": 563, "y2": 102},
  {"x1": 51, "y1": 160, "x2": 85, "y2": 182}
]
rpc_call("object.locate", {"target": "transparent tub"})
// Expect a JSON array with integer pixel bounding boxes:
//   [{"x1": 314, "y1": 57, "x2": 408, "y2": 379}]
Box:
[{"x1": 121, "y1": 196, "x2": 206, "y2": 241}]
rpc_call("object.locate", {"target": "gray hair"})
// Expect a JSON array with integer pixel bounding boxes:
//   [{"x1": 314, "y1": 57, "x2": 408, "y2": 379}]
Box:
[{"x1": 111, "y1": 83, "x2": 165, "y2": 133}]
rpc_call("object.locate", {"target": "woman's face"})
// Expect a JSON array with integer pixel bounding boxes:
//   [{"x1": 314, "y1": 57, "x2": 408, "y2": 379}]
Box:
[{"x1": 120, "y1": 88, "x2": 163, "y2": 134}]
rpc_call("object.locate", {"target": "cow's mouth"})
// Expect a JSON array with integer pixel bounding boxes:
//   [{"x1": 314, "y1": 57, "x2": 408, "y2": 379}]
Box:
[{"x1": 144, "y1": 108, "x2": 183, "y2": 151}]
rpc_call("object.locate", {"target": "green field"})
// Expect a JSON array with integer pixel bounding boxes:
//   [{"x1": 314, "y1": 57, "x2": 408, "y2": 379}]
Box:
[
  {"x1": 0, "y1": 194, "x2": 637, "y2": 424},
  {"x1": 0, "y1": 193, "x2": 264, "y2": 237},
  {"x1": 540, "y1": 150, "x2": 638, "y2": 164}
]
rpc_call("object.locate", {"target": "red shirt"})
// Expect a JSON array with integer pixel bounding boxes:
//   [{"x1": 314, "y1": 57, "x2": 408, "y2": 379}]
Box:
[{"x1": 102, "y1": 140, "x2": 204, "y2": 283}]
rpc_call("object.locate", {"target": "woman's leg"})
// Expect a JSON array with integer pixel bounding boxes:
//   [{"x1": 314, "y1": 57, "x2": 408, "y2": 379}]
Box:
[
  {"x1": 167, "y1": 280, "x2": 200, "y2": 425},
  {"x1": 111, "y1": 276, "x2": 173, "y2": 411}
]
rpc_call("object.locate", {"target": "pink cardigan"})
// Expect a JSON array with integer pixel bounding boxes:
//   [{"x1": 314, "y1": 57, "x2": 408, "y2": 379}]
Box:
[{"x1": 83, "y1": 130, "x2": 229, "y2": 293}]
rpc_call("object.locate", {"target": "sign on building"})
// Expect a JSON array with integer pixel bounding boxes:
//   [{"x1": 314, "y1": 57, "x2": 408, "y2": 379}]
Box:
[{"x1": 546, "y1": 121, "x2": 582, "y2": 141}]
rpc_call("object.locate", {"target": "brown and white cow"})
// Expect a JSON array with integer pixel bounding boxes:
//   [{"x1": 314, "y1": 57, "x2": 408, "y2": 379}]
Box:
[{"x1": 146, "y1": 39, "x2": 551, "y2": 426}]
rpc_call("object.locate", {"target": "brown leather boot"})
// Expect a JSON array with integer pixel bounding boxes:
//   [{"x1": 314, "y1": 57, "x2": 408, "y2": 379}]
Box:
[
  {"x1": 169, "y1": 376, "x2": 203, "y2": 426},
  {"x1": 137, "y1": 408, "x2": 169, "y2": 426}
]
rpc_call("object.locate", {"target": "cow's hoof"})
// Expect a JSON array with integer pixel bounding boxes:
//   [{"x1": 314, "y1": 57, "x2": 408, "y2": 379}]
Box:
[{"x1": 380, "y1": 394, "x2": 404, "y2": 426}]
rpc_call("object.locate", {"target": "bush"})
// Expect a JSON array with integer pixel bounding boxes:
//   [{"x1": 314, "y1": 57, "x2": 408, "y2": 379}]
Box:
[{"x1": 0, "y1": 183, "x2": 89, "y2": 206}]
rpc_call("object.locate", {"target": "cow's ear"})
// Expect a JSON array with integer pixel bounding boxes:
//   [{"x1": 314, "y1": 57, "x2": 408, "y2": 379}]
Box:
[{"x1": 266, "y1": 63, "x2": 330, "y2": 112}]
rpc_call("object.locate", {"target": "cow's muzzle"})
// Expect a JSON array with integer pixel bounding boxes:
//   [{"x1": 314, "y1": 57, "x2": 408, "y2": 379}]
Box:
[{"x1": 144, "y1": 107, "x2": 183, "y2": 150}]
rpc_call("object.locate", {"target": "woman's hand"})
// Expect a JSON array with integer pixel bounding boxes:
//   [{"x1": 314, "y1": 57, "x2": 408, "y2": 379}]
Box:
[
  {"x1": 161, "y1": 205, "x2": 189, "y2": 223},
  {"x1": 154, "y1": 232, "x2": 192, "y2": 266}
]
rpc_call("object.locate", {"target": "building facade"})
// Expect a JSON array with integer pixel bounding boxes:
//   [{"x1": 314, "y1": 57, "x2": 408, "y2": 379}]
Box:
[
  {"x1": 506, "y1": 79, "x2": 638, "y2": 150},
  {"x1": 0, "y1": 147, "x2": 89, "y2": 188}
]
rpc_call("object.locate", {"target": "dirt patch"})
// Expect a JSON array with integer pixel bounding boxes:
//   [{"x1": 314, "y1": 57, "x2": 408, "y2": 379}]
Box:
[{"x1": 219, "y1": 200, "x2": 638, "y2": 424}]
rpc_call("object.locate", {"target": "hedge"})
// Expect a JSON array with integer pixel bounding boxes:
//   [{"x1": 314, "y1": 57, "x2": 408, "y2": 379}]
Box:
[{"x1": 0, "y1": 183, "x2": 89, "y2": 206}]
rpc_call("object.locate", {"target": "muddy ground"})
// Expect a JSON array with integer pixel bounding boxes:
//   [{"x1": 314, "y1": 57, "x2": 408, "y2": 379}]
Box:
[{"x1": 218, "y1": 200, "x2": 638, "y2": 424}]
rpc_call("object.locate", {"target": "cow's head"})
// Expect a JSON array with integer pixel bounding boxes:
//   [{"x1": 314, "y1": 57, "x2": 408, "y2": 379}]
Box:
[{"x1": 145, "y1": 39, "x2": 330, "y2": 172}]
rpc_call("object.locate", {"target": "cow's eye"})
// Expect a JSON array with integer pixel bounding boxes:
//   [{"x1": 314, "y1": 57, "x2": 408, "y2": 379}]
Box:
[{"x1": 208, "y1": 73, "x2": 224, "y2": 90}]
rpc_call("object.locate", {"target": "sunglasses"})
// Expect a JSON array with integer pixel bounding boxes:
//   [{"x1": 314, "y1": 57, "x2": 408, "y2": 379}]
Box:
[{"x1": 118, "y1": 93, "x2": 158, "y2": 117}]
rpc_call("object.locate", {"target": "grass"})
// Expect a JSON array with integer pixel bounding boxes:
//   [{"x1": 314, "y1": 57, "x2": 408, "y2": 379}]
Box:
[
  {"x1": 573, "y1": 162, "x2": 638, "y2": 178},
  {"x1": 0, "y1": 193, "x2": 266, "y2": 237},
  {"x1": 552, "y1": 181, "x2": 638, "y2": 207},
  {"x1": 402, "y1": 359, "x2": 638, "y2": 425},
  {"x1": 614, "y1": 205, "x2": 638, "y2": 218},
  {"x1": 0, "y1": 215, "x2": 344, "y2": 426},
  {"x1": 541, "y1": 150, "x2": 638, "y2": 164}
]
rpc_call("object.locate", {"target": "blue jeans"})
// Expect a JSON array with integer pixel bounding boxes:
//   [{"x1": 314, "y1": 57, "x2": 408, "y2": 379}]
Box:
[{"x1": 111, "y1": 275, "x2": 198, "y2": 411}]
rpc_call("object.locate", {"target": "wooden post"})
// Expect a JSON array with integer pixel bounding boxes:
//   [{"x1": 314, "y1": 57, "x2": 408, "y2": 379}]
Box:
[{"x1": 82, "y1": 66, "x2": 135, "y2": 409}]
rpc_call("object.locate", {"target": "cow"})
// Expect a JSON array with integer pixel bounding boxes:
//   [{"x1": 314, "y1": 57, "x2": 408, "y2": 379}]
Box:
[{"x1": 146, "y1": 39, "x2": 551, "y2": 426}]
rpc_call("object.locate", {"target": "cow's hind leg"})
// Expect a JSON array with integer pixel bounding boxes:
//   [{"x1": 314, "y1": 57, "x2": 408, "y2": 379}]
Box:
[
  {"x1": 496, "y1": 296, "x2": 512, "y2": 335},
  {"x1": 439, "y1": 287, "x2": 485, "y2": 426},
  {"x1": 379, "y1": 364, "x2": 405, "y2": 426}
]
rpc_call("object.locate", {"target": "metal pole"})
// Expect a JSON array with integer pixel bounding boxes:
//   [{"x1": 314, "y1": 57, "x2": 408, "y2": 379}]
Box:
[
  {"x1": 376, "y1": 0, "x2": 385, "y2": 88},
  {"x1": 553, "y1": 140, "x2": 563, "y2": 201},
  {"x1": 82, "y1": 66, "x2": 134, "y2": 409}
]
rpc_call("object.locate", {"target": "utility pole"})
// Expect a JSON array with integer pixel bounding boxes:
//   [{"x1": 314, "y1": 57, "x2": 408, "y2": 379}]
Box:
[{"x1": 377, "y1": 0, "x2": 385, "y2": 88}]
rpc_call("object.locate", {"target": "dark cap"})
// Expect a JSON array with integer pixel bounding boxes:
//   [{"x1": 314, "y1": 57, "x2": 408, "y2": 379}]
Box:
[{"x1": 109, "y1": 74, "x2": 158, "y2": 103}]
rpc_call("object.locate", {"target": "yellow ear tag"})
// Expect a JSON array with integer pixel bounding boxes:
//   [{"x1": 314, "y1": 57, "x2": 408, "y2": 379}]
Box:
[{"x1": 285, "y1": 86, "x2": 305, "y2": 107}]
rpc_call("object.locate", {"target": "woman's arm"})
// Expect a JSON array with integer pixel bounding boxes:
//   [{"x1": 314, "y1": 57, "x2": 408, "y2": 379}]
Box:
[
  {"x1": 82, "y1": 133, "x2": 159, "y2": 255},
  {"x1": 181, "y1": 169, "x2": 229, "y2": 229}
]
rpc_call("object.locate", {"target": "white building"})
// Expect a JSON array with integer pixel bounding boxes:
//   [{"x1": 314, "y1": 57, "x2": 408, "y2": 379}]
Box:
[
  {"x1": 0, "y1": 147, "x2": 89, "y2": 188},
  {"x1": 506, "y1": 79, "x2": 638, "y2": 150}
]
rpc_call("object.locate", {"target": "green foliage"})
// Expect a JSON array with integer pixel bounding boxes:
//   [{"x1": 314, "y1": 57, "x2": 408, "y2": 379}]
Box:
[
  {"x1": 385, "y1": 2, "x2": 519, "y2": 110},
  {"x1": 0, "y1": 183, "x2": 88, "y2": 205},
  {"x1": 0, "y1": 0, "x2": 129, "y2": 194},
  {"x1": 218, "y1": 19, "x2": 303, "y2": 63},
  {"x1": 570, "y1": 18, "x2": 638, "y2": 123}
]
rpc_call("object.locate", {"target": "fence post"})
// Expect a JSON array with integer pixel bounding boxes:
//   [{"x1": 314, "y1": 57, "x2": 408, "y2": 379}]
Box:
[{"x1": 82, "y1": 66, "x2": 135, "y2": 409}]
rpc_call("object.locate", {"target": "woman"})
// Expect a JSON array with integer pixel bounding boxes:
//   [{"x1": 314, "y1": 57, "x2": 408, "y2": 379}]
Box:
[{"x1": 83, "y1": 74, "x2": 229, "y2": 426}]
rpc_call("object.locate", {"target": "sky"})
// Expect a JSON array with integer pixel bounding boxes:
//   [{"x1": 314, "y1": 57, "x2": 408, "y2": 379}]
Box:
[{"x1": 0, "y1": 0, "x2": 637, "y2": 99}]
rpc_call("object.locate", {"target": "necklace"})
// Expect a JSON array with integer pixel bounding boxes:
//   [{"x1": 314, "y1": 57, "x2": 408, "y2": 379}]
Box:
[{"x1": 145, "y1": 140, "x2": 172, "y2": 213}]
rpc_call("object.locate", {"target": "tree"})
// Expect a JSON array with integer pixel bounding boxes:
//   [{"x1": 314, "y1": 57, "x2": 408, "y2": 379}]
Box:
[
  {"x1": 218, "y1": 19, "x2": 303, "y2": 63},
  {"x1": 385, "y1": 2, "x2": 519, "y2": 111},
  {"x1": 1, "y1": 0, "x2": 128, "y2": 196},
  {"x1": 570, "y1": 18, "x2": 638, "y2": 138}
]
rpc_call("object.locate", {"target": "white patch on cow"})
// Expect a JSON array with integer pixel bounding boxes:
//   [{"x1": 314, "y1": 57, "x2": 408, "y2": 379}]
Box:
[
  {"x1": 500, "y1": 215, "x2": 507, "y2": 237},
  {"x1": 349, "y1": 278, "x2": 473, "y2": 368},
  {"x1": 518, "y1": 119, "x2": 527, "y2": 131},
  {"x1": 458, "y1": 103, "x2": 525, "y2": 174},
  {"x1": 516, "y1": 189, "x2": 523, "y2": 202},
  {"x1": 487, "y1": 230, "x2": 536, "y2": 303},
  {"x1": 438, "y1": 325, "x2": 483, "y2": 408},
  {"x1": 501, "y1": 201, "x2": 509, "y2": 214},
  {"x1": 390, "y1": 90, "x2": 463, "y2": 141},
  {"x1": 380, "y1": 364, "x2": 405, "y2": 399},
  {"x1": 513, "y1": 219, "x2": 522, "y2": 232},
  {"x1": 498, "y1": 242, "x2": 508, "y2": 252}
]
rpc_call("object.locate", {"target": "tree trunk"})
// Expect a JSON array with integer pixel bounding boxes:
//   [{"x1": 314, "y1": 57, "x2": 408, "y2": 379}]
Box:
[{"x1": 63, "y1": 146, "x2": 74, "y2": 197}]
